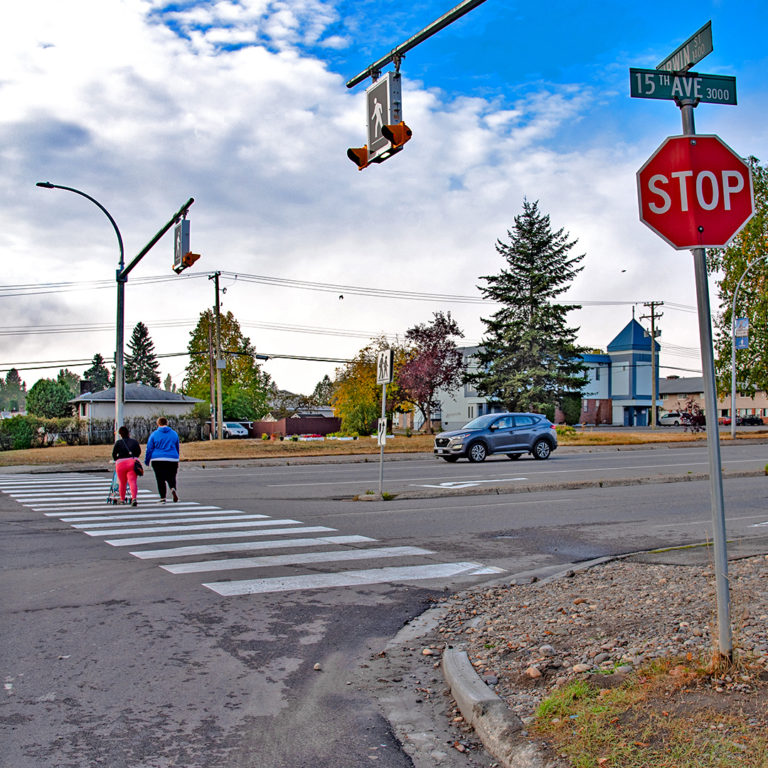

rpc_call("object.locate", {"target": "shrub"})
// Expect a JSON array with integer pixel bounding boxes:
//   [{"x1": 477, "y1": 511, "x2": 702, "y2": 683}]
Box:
[{"x1": 0, "y1": 415, "x2": 37, "y2": 450}]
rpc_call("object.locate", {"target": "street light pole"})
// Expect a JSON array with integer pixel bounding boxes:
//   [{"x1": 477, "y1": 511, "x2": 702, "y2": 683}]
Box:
[
  {"x1": 36, "y1": 182, "x2": 126, "y2": 433},
  {"x1": 730, "y1": 256, "x2": 767, "y2": 439}
]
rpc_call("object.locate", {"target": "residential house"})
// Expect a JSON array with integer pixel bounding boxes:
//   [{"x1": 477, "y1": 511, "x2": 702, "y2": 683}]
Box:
[{"x1": 70, "y1": 382, "x2": 202, "y2": 422}]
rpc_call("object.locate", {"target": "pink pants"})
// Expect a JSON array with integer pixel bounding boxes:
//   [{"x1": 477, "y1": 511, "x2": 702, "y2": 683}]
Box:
[{"x1": 115, "y1": 457, "x2": 138, "y2": 502}]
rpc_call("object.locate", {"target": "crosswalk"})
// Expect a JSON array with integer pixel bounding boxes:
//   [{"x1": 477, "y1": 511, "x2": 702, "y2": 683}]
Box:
[{"x1": 0, "y1": 474, "x2": 503, "y2": 596}]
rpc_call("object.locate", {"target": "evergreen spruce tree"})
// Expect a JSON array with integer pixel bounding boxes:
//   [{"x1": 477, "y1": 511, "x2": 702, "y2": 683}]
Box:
[
  {"x1": 124, "y1": 322, "x2": 161, "y2": 387},
  {"x1": 473, "y1": 200, "x2": 588, "y2": 412},
  {"x1": 83, "y1": 354, "x2": 112, "y2": 392}
]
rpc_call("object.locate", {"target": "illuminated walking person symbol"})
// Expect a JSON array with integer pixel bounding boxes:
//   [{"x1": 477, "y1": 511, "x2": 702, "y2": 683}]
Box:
[{"x1": 371, "y1": 97, "x2": 384, "y2": 137}]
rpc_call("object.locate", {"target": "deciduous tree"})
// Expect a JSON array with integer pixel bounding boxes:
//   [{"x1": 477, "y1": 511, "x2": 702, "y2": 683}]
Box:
[
  {"x1": 708, "y1": 157, "x2": 768, "y2": 397},
  {"x1": 26, "y1": 379, "x2": 72, "y2": 418},
  {"x1": 331, "y1": 338, "x2": 408, "y2": 435},
  {"x1": 472, "y1": 200, "x2": 588, "y2": 412},
  {"x1": 398, "y1": 312, "x2": 466, "y2": 433},
  {"x1": 56, "y1": 369, "x2": 81, "y2": 399},
  {"x1": 185, "y1": 310, "x2": 271, "y2": 420}
]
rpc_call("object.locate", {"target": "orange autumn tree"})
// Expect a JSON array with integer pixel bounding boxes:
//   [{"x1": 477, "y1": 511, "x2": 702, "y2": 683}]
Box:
[{"x1": 331, "y1": 337, "x2": 409, "y2": 435}]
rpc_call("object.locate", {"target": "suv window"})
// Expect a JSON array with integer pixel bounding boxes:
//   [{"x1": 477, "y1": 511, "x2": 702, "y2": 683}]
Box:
[
  {"x1": 513, "y1": 415, "x2": 535, "y2": 427},
  {"x1": 493, "y1": 416, "x2": 515, "y2": 429}
]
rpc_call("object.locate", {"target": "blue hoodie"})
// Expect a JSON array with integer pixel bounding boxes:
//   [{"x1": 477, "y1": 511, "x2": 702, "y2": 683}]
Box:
[{"x1": 145, "y1": 425, "x2": 180, "y2": 465}]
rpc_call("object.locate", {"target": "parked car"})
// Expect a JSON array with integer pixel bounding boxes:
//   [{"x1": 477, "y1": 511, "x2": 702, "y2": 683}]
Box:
[
  {"x1": 222, "y1": 422, "x2": 249, "y2": 438},
  {"x1": 658, "y1": 411, "x2": 683, "y2": 426},
  {"x1": 738, "y1": 415, "x2": 764, "y2": 426},
  {"x1": 433, "y1": 412, "x2": 558, "y2": 462}
]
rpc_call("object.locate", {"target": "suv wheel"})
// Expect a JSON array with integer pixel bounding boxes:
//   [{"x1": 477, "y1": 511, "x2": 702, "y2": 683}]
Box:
[
  {"x1": 467, "y1": 442, "x2": 487, "y2": 463},
  {"x1": 532, "y1": 439, "x2": 551, "y2": 460}
]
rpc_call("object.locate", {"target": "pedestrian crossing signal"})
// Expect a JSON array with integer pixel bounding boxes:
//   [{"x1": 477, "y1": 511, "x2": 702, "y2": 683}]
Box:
[
  {"x1": 381, "y1": 122, "x2": 412, "y2": 151},
  {"x1": 173, "y1": 252, "x2": 200, "y2": 274},
  {"x1": 347, "y1": 145, "x2": 370, "y2": 170}
]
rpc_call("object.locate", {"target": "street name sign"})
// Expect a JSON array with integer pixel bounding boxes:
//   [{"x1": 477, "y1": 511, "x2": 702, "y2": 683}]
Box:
[
  {"x1": 630, "y1": 68, "x2": 736, "y2": 105},
  {"x1": 734, "y1": 317, "x2": 749, "y2": 336},
  {"x1": 657, "y1": 20, "x2": 712, "y2": 72},
  {"x1": 636, "y1": 134, "x2": 754, "y2": 250}
]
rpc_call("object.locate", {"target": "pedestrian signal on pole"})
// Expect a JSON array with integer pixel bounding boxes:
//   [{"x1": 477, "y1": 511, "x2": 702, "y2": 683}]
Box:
[
  {"x1": 381, "y1": 122, "x2": 412, "y2": 150},
  {"x1": 347, "y1": 145, "x2": 370, "y2": 170},
  {"x1": 175, "y1": 252, "x2": 200, "y2": 273},
  {"x1": 348, "y1": 72, "x2": 412, "y2": 170},
  {"x1": 173, "y1": 218, "x2": 200, "y2": 273}
]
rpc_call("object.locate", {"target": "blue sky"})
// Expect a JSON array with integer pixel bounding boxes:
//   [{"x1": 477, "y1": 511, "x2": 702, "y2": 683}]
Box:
[{"x1": 1, "y1": 0, "x2": 767, "y2": 395}]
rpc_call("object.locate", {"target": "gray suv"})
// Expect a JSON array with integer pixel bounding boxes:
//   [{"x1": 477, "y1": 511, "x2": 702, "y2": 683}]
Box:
[{"x1": 433, "y1": 412, "x2": 558, "y2": 462}]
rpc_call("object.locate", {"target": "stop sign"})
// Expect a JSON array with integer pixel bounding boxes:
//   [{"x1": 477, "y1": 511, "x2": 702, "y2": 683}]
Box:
[{"x1": 637, "y1": 134, "x2": 754, "y2": 249}]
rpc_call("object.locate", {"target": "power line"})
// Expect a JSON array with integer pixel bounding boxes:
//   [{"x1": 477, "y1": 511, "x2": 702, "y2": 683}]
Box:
[{"x1": 0, "y1": 270, "x2": 695, "y2": 310}]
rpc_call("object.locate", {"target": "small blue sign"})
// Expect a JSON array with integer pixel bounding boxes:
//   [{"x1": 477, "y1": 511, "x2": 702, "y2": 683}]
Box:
[{"x1": 735, "y1": 335, "x2": 749, "y2": 350}]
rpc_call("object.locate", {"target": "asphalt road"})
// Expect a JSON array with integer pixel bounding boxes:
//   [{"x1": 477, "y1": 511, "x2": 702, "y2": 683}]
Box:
[{"x1": 2, "y1": 442, "x2": 766, "y2": 767}]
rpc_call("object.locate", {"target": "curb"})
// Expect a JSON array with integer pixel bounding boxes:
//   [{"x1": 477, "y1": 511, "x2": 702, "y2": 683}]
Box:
[{"x1": 442, "y1": 649, "x2": 557, "y2": 768}]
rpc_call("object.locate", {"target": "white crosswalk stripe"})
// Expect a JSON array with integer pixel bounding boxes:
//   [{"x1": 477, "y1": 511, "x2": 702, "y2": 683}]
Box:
[{"x1": 0, "y1": 474, "x2": 504, "y2": 595}]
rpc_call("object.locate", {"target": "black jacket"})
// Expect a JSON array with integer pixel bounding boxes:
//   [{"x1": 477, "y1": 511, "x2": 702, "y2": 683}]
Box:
[{"x1": 112, "y1": 437, "x2": 141, "y2": 461}]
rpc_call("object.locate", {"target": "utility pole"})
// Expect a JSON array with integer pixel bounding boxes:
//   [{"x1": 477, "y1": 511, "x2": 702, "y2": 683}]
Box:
[
  {"x1": 640, "y1": 301, "x2": 664, "y2": 430},
  {"x1": 209, "y1": 271, "x2": 224, "y2": 440},
  {"x1": 208, "y1": 322, "x2": 216, "y2": 440}
]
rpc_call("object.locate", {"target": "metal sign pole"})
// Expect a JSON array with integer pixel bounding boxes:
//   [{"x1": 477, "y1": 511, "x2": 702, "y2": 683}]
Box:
[
  {"x1": 378, "y1": 382, "x2": 387, "y2": 496},
  {"x1": 680, "y1": 99, "x2": 733, "y2": 659}
]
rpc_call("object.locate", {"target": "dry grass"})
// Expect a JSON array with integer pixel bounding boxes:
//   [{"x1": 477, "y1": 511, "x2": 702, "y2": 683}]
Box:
[
  {"x1": 534, "y1": 657, "x2": 768, "y2": 768},
  {"x1": 0, "y1": 429, "x2": 764, "y2": 467}
]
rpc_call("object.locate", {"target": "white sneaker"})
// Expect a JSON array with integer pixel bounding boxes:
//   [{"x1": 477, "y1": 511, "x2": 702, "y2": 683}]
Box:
[{"x1": 160, "y1": 498, "x2": 166, "y2": 503}]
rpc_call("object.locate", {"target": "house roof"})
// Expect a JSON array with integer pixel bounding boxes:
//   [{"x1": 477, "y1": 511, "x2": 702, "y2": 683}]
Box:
[
  {"x1": 70, "y1": 382, "x2": 202, "y2": 404},
  {"x1": 659, "y1": 376, "x2": 704, "y2": 395},
  {"x1": 607, "y1": 318, "x2": 660, "y2": 353}
]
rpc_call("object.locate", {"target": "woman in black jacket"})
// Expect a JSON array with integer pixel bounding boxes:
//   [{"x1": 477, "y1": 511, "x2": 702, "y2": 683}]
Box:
[{"x1": 112, "y1": 425, "x2": 141, "y2": 506}]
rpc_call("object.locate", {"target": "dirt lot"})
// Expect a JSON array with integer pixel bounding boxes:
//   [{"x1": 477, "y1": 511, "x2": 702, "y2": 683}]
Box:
[{"x1": 0, "y1": 427, "x2": 756, "y2": 467}]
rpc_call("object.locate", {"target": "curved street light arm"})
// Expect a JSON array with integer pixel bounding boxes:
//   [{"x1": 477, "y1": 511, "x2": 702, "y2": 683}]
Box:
[{"x1": 36, "y1": 182, "x2": 125, "y2": 271}]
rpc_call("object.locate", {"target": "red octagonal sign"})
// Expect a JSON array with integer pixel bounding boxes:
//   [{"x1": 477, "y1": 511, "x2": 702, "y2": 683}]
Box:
[{"x1": 637, "y1": 134, "x2": 754, "y2": 250}]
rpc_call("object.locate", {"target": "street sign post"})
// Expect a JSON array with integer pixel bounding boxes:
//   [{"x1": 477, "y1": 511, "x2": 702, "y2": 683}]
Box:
[
  {"x1": 376, "y1": 349, "x2": 394, "y2": 495},
  {"x1": 635, "y1": 19, "x2": 745, "y2": 663},
  {"x1": 657, "y1": 20, "x2": 712, "y2": 72},
  {"x1": 636, "y1": 134, "x2": 754, "y2": 249},
  {"x1": 630, "y1": 68, "x2": 736, "y2": 105}
]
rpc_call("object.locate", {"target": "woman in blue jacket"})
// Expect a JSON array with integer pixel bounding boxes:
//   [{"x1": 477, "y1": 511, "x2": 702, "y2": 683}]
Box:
[{"x1": 145, "y1": 416, "x2": 180, "y2": 503}]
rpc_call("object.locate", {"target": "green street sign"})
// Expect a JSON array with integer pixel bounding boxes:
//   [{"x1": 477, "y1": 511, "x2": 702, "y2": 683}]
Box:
[
  {"x1": 629, "y1": 68, "x2": 736, "y2": 105},
  {"x1": 657, "y1": 20, "x2": 712, "y2": 72}
]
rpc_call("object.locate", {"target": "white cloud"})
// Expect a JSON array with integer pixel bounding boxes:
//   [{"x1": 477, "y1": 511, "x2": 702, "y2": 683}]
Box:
[{"x1": 0, "y1": 0, "x2": 763, "y2": 394}]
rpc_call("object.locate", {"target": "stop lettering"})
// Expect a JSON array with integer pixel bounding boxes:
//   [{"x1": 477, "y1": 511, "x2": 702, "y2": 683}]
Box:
[{"x1": 636, "y1": 134, "x2": 754, "y2": 250}]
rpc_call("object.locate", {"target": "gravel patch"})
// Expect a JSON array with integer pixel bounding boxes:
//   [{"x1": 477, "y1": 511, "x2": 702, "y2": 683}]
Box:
[{"x1": 435, "y1": 555, "x2": 768, "y2": 722}]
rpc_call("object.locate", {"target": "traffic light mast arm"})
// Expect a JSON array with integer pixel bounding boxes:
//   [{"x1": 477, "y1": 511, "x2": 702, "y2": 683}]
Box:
[
  {"x1": 119, "y1": 197, "x2": 194, "y2": 280},
  {"x1": 346, "y1": 0, "x2": 488, "y2": 88}
]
